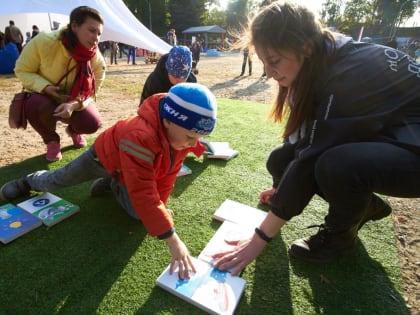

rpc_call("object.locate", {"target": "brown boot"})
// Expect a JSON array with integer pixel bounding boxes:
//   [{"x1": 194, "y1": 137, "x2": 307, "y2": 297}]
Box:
[
  {"x1": 358, "y1": 195, "x2": 392, "y2": 230},
  {"x1": 288, "y1": 224, "x2": 358, "y2": 263}
]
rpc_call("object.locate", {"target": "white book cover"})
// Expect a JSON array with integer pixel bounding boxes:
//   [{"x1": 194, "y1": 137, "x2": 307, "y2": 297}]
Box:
[
  {"x1": 212, "y1": 199, "x2": 267, "y2": 226},
  {"x1": 198, "y1": 220, "x2": 255, "y2": 269},
  {"x1": 200, "y1": 139, "x2": 239, "y2": 160},
  {"x1": 17, "y1": 192, "x2": 80, "y2": 227},
  {"x1": 156, "y1": 256, "x2": 246, "y2": 315}
]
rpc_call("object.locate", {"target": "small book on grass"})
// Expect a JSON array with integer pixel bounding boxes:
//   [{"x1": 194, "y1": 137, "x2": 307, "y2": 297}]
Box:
[
  {"x1": 0, "y1": 203, "x2": 42, "y2": 244},
  {"x1": 17, "y1": 192, "x2": 80, "y2": 227},
  {"x1": 213, "y1": 199, "x2": 267, "y2": 226},
  {"x1": 200, "y1": 139, "x2": 239, "y2": 160},
  {"x1": 156, "y1": 255, "x2": 246, "y2": 315},
  {"x1": 177, "y1": 164, "x2": 192, "y2": 177}
]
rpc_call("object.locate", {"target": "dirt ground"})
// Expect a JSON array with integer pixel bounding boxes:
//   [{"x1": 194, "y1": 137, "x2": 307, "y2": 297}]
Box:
[{"x1": 0, "y1": 53, "x2": 418, "y2": 313}]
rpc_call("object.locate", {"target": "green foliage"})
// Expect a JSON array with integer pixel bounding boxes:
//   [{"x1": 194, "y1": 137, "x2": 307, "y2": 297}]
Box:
[{"x1": 0, "y1": 99, "x2": 408, "y2": 314}]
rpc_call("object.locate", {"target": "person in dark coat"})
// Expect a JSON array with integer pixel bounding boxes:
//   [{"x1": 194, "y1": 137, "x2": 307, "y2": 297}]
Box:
[
  {"x1": 139, "y1": 45, "x2": 197, "y2": 105},
  {"x1": 213, "y1": 2, "x2": 420, "y2": 275}
]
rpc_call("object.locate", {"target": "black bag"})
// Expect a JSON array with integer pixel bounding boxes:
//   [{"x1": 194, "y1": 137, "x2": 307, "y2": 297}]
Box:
[{"x1": 8, "y1": 91, "x2": 30, "y2": 129}]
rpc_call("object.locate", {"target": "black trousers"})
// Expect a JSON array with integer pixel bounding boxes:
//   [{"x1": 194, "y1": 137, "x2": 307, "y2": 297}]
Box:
[{"x1": 267, "y1": 142, "x2": 420, "y2": 229}]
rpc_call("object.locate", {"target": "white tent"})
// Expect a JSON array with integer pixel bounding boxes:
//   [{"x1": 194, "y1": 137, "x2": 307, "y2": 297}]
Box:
[{"x1": 0, "y1": 0, "x2": 171, "y2": 54}]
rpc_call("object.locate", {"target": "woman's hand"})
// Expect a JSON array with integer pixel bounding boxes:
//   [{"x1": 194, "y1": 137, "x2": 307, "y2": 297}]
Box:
[
  {"x1": 259, "y1": 187, "x2": 276, "y2": 205},
  {"x1": 53, "y1": 102, "x2": 77, "y2": 119},
  {"x1": 165, "y1": 232, "x2": 196, "y2": 279},
  {"x1": 212, "y1": 236, "x2": 267, "y2": 276}
]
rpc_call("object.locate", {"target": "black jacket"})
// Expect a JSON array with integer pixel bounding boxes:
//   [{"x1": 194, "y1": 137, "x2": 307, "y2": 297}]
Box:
[{"x1": 271, "y1": 37, "x2": 420, "y2": 220}]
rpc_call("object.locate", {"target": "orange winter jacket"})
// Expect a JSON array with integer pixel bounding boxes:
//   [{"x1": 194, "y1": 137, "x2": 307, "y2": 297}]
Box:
[{"x1": 94, "y1": 93, "x2": 205, "y2": 237}]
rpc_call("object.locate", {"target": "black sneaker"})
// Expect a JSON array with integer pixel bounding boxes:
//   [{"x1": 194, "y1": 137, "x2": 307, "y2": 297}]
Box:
[
  {"x1": 0, "y1": 177, "x2": 31, "y2": 201},
  {"x1": 288, "y1": 224, "x2": 358, "y2": 263},
  {"x1": 90, "y1": 177, "x2": 112, "y2": 197},
  {"x1": 358, "y1": 195, "x2": 392, "y2": 230}
]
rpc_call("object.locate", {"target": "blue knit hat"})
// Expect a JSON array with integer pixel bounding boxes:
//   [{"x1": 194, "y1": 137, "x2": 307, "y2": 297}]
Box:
[
  {"x1": 165, "y1": 46, "x2": 192, "y2": 78},
  {"x1": 161, "y1": 83, "x2": 217, "y2": 135}
]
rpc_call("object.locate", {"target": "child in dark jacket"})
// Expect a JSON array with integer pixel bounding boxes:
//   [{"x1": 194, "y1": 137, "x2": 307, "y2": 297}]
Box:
[
  {"x1": 140, "y1": 45, "x2": 197, "y2": 105},
  {"x1": 1, "y1": 82, "x2": 217, "y2": 279}
]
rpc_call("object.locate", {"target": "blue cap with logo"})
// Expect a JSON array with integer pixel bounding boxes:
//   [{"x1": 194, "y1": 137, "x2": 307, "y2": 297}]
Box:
[{"x1": 161, "y1": 83, "x2": 217, "y2": 135}]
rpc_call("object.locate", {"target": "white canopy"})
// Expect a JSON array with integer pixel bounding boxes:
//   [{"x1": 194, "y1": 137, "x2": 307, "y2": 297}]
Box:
[{"x1": 0, "y1": 0, "x2": 171, "y2": 54}]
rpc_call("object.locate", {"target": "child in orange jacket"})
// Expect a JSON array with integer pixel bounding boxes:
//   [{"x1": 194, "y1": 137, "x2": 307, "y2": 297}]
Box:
[{"x1": 1, "y1": 82, "x2": 217, "y2": 279}]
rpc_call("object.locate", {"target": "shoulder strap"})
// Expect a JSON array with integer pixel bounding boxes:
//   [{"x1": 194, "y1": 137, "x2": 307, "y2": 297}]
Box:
[{"x1": 55, "y1": 63, "x2": 78, "y2": 86}]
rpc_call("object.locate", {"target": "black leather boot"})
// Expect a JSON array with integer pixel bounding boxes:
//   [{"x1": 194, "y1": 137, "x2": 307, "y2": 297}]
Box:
[{"x1": 288, "y1": 224, "x2": 358, "y2": 263}]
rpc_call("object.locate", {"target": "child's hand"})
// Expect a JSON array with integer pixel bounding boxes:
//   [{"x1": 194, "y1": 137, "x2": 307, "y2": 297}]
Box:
[{"x1": 165, "y1": 232, "x2": 196, "y2": 279}]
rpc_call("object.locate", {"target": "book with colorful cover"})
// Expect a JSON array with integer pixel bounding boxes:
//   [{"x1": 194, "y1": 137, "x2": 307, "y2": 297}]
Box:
[
  {"x1": 177, "y1": 164, "x2": 192, "y2": 177},
  {"x1": 212, "y1": 199, "x2": 267, "y2": 226},
  {"x1": 0, "y1": 203, "x2": 42, "y2": 244},
  {"x1": 17, "y1": 192, "x2": 80, "y2": 227},
  {"x1": 156, "y1": 256, "x2": 246, "y2": 315},
  {"x1": 200, "y1": 139, "x2": 239, "y2": 160}
]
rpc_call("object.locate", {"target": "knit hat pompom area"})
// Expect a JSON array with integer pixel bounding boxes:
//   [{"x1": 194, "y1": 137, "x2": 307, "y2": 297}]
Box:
[
  {"x1": 165, "y1": 45, "x2": 192, "y2": 79},
  {"x1": 161, "y1": 83, "x2": 217, "y2": 135}
]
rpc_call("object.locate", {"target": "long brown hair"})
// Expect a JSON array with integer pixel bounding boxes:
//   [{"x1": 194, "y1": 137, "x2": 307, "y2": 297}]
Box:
[{"x1": 249, "y1": 1, "x2": 337, "y2": 138}]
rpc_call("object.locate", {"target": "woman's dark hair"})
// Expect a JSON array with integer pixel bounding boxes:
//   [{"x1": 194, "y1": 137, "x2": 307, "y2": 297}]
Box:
[
  {"x1": 66, "y1": 6, "x2": 104, "y2": 47},
  {"x1": 249, "y1": 1, "x2": 336, "y2": 138}
]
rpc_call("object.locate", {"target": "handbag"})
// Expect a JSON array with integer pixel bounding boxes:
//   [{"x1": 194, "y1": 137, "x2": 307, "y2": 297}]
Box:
[
  {"x1": 8, "y1": 91, "x2": 30, "y2": 129},
  {"x1": 8, "y1": 64, "x2": 78, "y2": 130}
]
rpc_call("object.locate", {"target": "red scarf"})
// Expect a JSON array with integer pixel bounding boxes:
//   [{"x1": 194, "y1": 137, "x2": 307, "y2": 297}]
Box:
[{"x1": 61, "y1": 29, "x2": 97, "y2": 102}]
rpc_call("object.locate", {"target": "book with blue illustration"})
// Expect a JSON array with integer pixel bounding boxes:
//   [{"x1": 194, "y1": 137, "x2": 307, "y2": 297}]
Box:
[
  {"x1": 17, "y1": 192, "x2": 79, "y2": 227},
  {"x1": 156, "y1": 256, "x2": 246, "y2": 315},
  {"x1": 0, "y1": 203, "x2": 42, "y2": 244}
]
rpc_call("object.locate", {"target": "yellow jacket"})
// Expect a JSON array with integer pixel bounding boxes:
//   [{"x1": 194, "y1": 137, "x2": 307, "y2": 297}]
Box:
[{"x1": 14, "y1": 28, "x2": 106, "y2": 95}]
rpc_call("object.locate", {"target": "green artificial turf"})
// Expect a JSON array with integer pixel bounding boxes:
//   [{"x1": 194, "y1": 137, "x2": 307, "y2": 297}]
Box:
[{"x1": 0, "y1": 99, "x2": 409, "y2": 314}]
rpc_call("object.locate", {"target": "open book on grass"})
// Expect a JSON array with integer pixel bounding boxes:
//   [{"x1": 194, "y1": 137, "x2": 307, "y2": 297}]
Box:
[
  {"x1": 0, "y1": 203, "x2": 42, "y2": 244},
  {"x1": 200, "y1": 139, "x2": 239, "y2": 160},
  {"x1": 212, "y1": 199, "x2": 267, "y2": 226},
  {"x1": 17, "y1": 192, "x2": 80, "y2": 227}
]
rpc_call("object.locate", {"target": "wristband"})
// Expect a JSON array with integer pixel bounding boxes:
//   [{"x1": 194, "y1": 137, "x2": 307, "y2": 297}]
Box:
[
  {"x1": 255, "y1": 227, "x2": 272, "y2": 242},
  {"x1": 158, "y1": 227, "x2": 175, "y2": 240}
]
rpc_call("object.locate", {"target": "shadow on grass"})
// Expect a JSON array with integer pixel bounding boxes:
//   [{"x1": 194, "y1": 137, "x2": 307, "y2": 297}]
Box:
[
  {"x1": 171, "y1": 155, "x2": 231, "y2": 198},
  {"x1": 0, "y1": 152, "x2": 148, "y2": 314},
  {"x1": 288, "y1": 241, "x2": 409, "y2": 314}
]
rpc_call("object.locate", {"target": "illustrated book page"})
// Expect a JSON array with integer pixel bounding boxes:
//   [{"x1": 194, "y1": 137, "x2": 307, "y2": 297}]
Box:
[
  {"x1": 17, "y1": 192, "x2": 80, "y2": 227},
  {"x1": 198, "y1": 220, "x2": 255, "y2": 270},
  {"x1": 156, "y1": 256, "x2": 246, "y2": 315},
  {"x1": 0, "y1": 203, "x2": 42, "y2": 244}
]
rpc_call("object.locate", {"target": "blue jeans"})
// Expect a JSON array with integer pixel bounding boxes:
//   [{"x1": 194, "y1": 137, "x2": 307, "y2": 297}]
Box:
[
  {"x1": 26, "y1": 146, "x2": 139, "y2": 220},
  {"x1": 267, "y1": 142, "x2": 420, "y2": 229}
]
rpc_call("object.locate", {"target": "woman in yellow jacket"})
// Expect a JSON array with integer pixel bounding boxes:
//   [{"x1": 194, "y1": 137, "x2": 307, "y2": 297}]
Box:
[{"x1": 14, "y1": 6, "x2": 106, "y2": 161}]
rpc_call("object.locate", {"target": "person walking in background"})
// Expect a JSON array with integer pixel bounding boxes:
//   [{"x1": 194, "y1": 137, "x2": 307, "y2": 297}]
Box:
[
  {"x1": 139, "y1": 45, "x2": 197, "y2": 105},
  {"x1": 14, "y1": 6, "x2": 106, "y2": 161},
  {"x1": 167, "y1": 28, "x2": 177, "y2": 46},
  {"x1": 5, "y1": 20, "x2": 23, "y2": 53},
  {"x1": 31, "y1": 25, "x2": 40, "y2": 39},
  {"x1": 110, "y1": 41, "x2": 119, "y2": 65},
  {"x1": 127, "y1": 45, "x2": 137, "y2": 65},
  {"x1": 190, "y1": 36, "x2": 201, "y2": 75},
  {"x1": 24, "y1": 32, "x2": 31, "y2": 46},
  {"x1": 240, "y1": 46, "x2": 253, "y2": 76},
  {"x1": 0, "y1": 82, "x2": 217, "y2": 280},
  {"x1": 213, "y1": 1, "x2": 420, "y2": 275}
]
